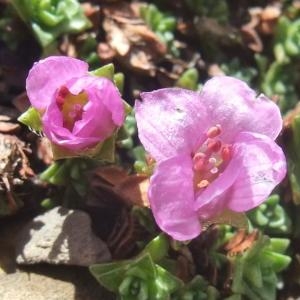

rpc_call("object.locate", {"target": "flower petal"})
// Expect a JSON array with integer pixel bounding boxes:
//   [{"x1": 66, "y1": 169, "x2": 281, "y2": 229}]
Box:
[
  {"x1": 135, "y1": 88, "x2": 209, "y2": 161},
  {"x1": 42, "y1": 74, "x2": 124, "y2": 151},
  {"x1": 149, "y1": 154, "x2": 201, "y2": 241},
  {"x1": 200, "y1": 76, "x2": 283, "y2": 142},
  {"x1": 42, "y1": 101, "x2": 100, "y2": 151},
  {"x1": 194, "y1": 151, "x2": 243, "y2": 220},
  {"x1": 70, "y1": 75, "x2": 125, "y2": 138},
  {"x1": 227, "y1": 132, "x2": 286, "y2": 212},
  {"x1": 26, "y1": 56, "x2": 88, "y2": 110},
  {"x1": 135, "y1": 77, "x2": 282, "y2": 161}
]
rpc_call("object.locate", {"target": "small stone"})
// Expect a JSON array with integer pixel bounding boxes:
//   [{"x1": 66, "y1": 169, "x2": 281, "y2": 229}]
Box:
[
  {"x1": 0, "y1": 266, "x2": 114, "y2": 300},
  {"x1": 16, "y1": 207, "x2": 111, "y2": 266}
]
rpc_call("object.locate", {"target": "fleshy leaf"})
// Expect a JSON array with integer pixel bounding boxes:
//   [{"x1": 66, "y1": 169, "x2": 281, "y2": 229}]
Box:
[
  {"x1": 202, "y1": 209, "x2": 249, "y2": 231},
  {"x1": 51, "y1": 134, "x2": 116, "y2": 161},
  {"x1": 247, "y1": 195, "x2": 291, "y2": 234},
  {"x1": 114, "y1": 72, "x2": 125, "y2": 94},
  {"x1": 89, "y1": 252, "x2": 156, "y2": 292},
  {"x1": 11, "y1": 0, "x2": 91, "y2": 47},
  {"x1": 18, "y1": 106, "x2": 43, "y2": 134},
  {"x1": 171, "y1": 275, "x2": 219, "y2": 300},
  {"x1": 175, "y1": 68, "x2": 199, "y2": 91},
  {"x1": 40, "y1": 161, "x2": 69, "y2": 185},
  {"x1": 90, "y1": 63, "x2": 115, "y2": 80},
  {"x1": 269, "y1": 238, "x2": 290, "y2": 254},
  {"x1": 229, "y1": 233, "x2": 291, "y2": 300},
  {"x1": 154, "y1": 265, "x2": 183, "y2": 294},
  {"x1": 287, "y1": 114, "x2": 300, "y2": 204},
  {"x1": 144, "y1": 234, "x2": 169, "y2": 262}
]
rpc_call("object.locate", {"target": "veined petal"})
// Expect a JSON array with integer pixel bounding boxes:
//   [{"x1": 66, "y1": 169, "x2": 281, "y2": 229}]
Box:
[
  {"x1": 194, "y1": 151, "x2": 243, "y2": 220},
  {"x1": 200, "y1": 76, "x2": 283, "y2": 142},
  {"x1": 227, "y1": 132, "x2": 287, "y2": 212},
  {"x1": 42, "y1": 101, "x2": 99, "y2": 151},
  {"x1": 135, "y1": 88, "x2": 209, "y2": 161},
  {"x1": 42, "y1": 74, "x2": 124, "y2": 151},
  {"x1": 26, "y1": 56, "x2": 88, "y2": 110},
  {"x1": 149, "y1": 154, "x2": 201, "y2": 241},
  {"x1": 68, "y1": 75, "x2": 125, "y2": 128},
  {"x1": 69, "y1": 75, "x2": 124, "y2": 138}
]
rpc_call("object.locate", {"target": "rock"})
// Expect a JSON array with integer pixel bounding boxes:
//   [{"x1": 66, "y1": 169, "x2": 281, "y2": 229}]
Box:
[
  {"x1": 0, "y1": 265, "x2": 114, "y2": 300},
  {"x1": 16, "y1": 207, "x2": 111, "y2": 266}
]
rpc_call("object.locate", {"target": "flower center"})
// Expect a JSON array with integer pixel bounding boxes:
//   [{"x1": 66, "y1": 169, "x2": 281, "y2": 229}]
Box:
[
  {"x1": 56, "y1": 86, "x2": 88, "y2": 131},
  {"x1": 192, "y1": 125, "x2": 232, "y2": 191}
]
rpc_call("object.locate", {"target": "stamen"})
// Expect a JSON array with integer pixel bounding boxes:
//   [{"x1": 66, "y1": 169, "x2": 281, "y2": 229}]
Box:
[
  {"x1": 221, "y1": 145, "x2": 232, "y2": 161},
  {"x1": 208, "y1": 157, "x2": 217, "y2": 165},
  {"x1": 58, "y1": 86, "x2": 69, "y2": 98},
  {"x1": 56, "y1": 95, "x2": 64, "y2": 107},
  {"x1": 193, "y1": 153, "x2": 207, "y2": 171},
  {"x1": 210, "y1": 167, "x2": 219, "y2": 174},
  {"x1": 207, "y1": 140, "x2": 222, "y2": 153},
  {"x1": 197, "y1": 179, "x2": 210, "y2": 188},
  {"x1": 193, "y1": 152, "x2": 206, "y2": 161},
  {"x1": 56, "y1": 86, "x2": 70, "y2": 107},
  {"x1": 207, "y1": 124, "x2": 221, "y2": 138}
]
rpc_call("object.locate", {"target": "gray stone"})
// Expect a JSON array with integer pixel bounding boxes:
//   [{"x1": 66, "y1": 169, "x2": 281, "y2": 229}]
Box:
[
  {"x1": 16, "y1": 207, "x2": 111, "y2": 266},
  {"x1": 0, "y1": 265, "x2": 114, "y2": 300}
]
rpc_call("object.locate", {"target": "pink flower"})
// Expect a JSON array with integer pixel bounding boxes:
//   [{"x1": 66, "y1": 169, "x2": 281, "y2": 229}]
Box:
[
  {"x1": 26, "y1": 56, "x2": 125, "y2": 151},
  {"x1": 135, "y1": 76, "x2": 286, "y2": 241}
]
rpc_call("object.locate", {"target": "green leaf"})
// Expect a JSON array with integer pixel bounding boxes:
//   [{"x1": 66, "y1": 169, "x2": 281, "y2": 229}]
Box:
[
  {"x1": 90, "y1": 63, "x2": 115, "y2": 80},
  {"x1": 114, "y1": 72, "x2": 125, "y2": 94},
  {"x1": 40, "y1": 198, "x2": 57, "y2": 209},
  {"x1": 18, "y1": 106, "x2": 43, "y2": 133},
  {"x1": 269, "y1": 238, "x2": 290, "y2": 254},
  {"x1": 155, "y1": 265, "x2": 183, "y2": 294},
  {"x1": 90, "y1": 261, "x2": 132, "y2": 292},
  {"x1": 144, "y1": 234, "x2": 169, "y2": 262},
  {"x1": 172, "y1": 275, "x2": 219, "y2": 300},
  {"x1": 11, "y1": 0, "x2": 91, "y2": 47},
  {"x1": 93, "y1": 135, "x2": 116, "y2": 162},
  {"x1": 175, "y1": 68, "x2": 199, "y2": 91},
  {"x1": 90, "y1": 252, "x2": 156, "y2": 292},
  {"x1": 50, "y1": 134, "x2": 116, "y2": 162},
  {"x1": 39, "y1": 161, "x2": 69, "y2": 185},
  {"x1": 261, "y1": 251, "x2": 291, "y2": 273},
  {"x1": 244, "y1": 263, "x2": 263, "y2": 288}
]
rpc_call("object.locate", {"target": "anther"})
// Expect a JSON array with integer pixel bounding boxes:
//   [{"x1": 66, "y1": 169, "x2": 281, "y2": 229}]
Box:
[
  {"x1": 193, "y1": 153, "x2": 207, "y2": 171},
  {"x1": 206, "y1": 124, "x2": 221, "y2": 138},
  {"x1": 56, "y1": 96, "x2": 65, "y2": 108},
  {"x1": 56, "y1": 86, "x2": 70, "y2": 107},
  {"x1": 221, "y1": 145, "x2": 232, "y2": 161},
  {"x1": 58, "y1": 86, "x2": 69, "y2": 97},
  {"x1": 207, "y1": 139, "x2": 222, "y2": 153},
  {"x1": 193, "y1": 152, "x2": 206, "y2": 161},
  {"x1": 210, "y1": 167, "x2": 219, "y2": 174},
  {"x1": 208, "y1": 157, "x2": 217, "y2": 165},
  {"x1": 197, "y1": 179, "x2": 210, "y2": 188}
]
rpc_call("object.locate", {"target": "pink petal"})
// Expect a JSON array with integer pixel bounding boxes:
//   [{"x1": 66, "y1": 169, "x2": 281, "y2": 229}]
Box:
[
  {"x1": 26, "y1": 56, "x2": 88, "y2": 110},
  {"x1": 227, "y1": 131, "x2": 286, "y2": 212},
  {"x1": 69, "y1": 75, "x2": 125, "y2": 138},
  {"x1": 149, "y1": 154, "x2": 201, "y2": 241},
  {"x1": 200, "y1": 76, "x2": 283, "y2": 142},
  {"x1": 135, "y1": 88, "x2": 209, "y2": 161},
  {"x1": 42, "y1": 75, "x2": 124, "y2": 151},
  {"x1": 135, "y1": 77, "x2": 282, "y2": 162},
  {"x1": 42, "y1": 102, "x2": 100, "y2": 151},
  {"x1": 194, "y1": 150, "x2": 243, "y2": 220}
]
